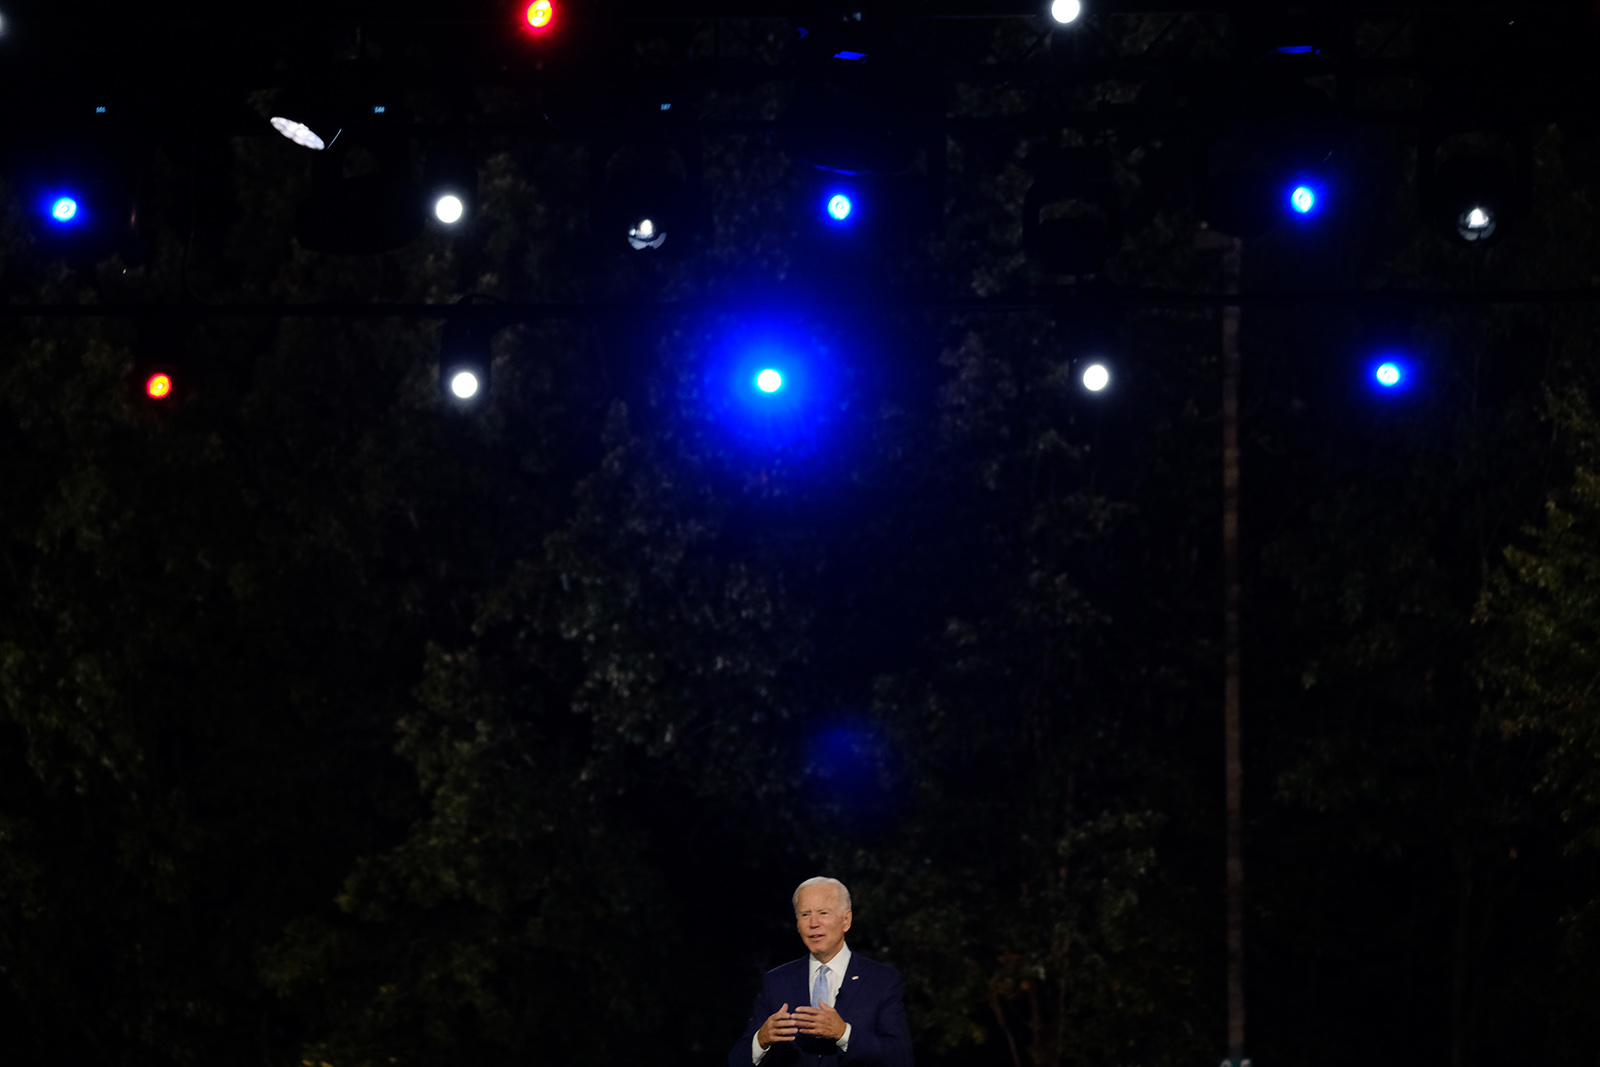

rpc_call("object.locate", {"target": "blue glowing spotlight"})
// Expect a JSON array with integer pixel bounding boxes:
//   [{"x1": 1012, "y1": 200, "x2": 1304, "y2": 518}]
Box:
[
  {"x1": 1366, "y1": 354, "x2": 1415, "y2": 396},
  {"x1": 50, "y1": 196, "x2": 80, "y2": 223},
  {"x1": 702, "y1": 312, "x2": 848, "y2": 459},
  {"x1": 1290, "y1": 185, "x2": 1316, "y2": 214},
  {"x1": 826, "y1": 194, "x2": 853, "y2": 222}
]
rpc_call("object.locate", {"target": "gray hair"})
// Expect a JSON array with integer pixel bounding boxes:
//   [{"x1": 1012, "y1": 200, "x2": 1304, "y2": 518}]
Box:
[{"x1": 792, "y1": 876, "x2": 852, "y2": 915}]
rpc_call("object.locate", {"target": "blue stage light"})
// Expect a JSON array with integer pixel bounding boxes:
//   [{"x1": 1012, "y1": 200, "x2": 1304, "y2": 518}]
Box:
[
  {"x1": 1290, "y1": 185, "x2": 1316, "y2": 214},
  {"x1": 50, "y1": 196, "x2": 79, "y2": 223},
  {"x1": 1364, "y1": 353, "x2": 1417, "y2": 397},
  {"x1": 698, "y1": 311, "x2": 846, "y2": 459},
  {"x1": 826, "y1": 194, "x2": 852, "y2": 222}
]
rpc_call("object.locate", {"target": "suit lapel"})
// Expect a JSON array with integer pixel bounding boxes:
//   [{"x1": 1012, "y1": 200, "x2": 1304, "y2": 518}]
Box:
[{"x1": 832, "y1": 954, "x2": 861, "y2": 1013}]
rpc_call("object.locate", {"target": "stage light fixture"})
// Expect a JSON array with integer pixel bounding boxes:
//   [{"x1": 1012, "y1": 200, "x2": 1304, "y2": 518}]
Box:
[
  {"x1": 269, "y1": 116, "x2": 328, "y2": 151},
  {"x1": 702, "y1": 311, "x2": 850, "y2": 458},
  {"x1": 1050, "y1": 0, "x2": 1082, "y2": 24},
  {"x1": 601, "y1": 143, "x2": 699, "y2": 257},
  {"x1": 1364, "y1": 353, "x2": 1415, "y2": 396},
  {"x1": 424, "y1": 145, "x2": 478, "y2": 233},
  {"x1": 1200, "y1": 105, "x2": 1354, "y2": 238},
  {"x1": 434, "y1": 195, "x2": 465, "y2": 224},
  {"x1": 1082, "y1": 363, "x2": 1110, "y2": 392},
  {"x1": 1239, "y1": 11, "x2": 1345, "y2": 59},
  {"x1": 269, "y1": 80, "x2": 404, "y2": 157},
  {"x1": 628, "y1": 216, "x2": 667, "y2": 250},
  {"x1": 439, "y1": 306, "x2": 495, "y2": 403},
  {"x1": 132, "y1": 317, "x2": 189, "y2": 408},
  {"x1": 23, "y1": 146, "x2": 143, "y2": 259},
  {"x1": 826, "y1": 194, "x2": 853, "y2": 222},
  {"x1": 526, "y1": 0, "x2": 553, "y2": 31},
  {"x1": 1434, "y1": 152, "x2": 1515, "y2": 244},
  {"x1": 1457, "y1": 205, "x2": 1495, "y2": 241},
  {"x1": 1422, "y1": 128, "x2": 1527, "y2": 246},
  {"x1": 134, "y1": 359, "x2": 186, "y2": 406}
]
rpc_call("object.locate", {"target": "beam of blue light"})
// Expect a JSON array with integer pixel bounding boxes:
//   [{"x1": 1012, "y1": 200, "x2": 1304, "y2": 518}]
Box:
[
  {"x1": 1375, "y1": 362, "x2": 1402, "y2": 388},
  {"x1": 49, "y1": 196, "x2": 80, "y2": 224},
  {"x1": 693, "y1": 308, "x2": 853, "y2": 464},
  {"x1": 826, "y1": 193, "x2": 853, "y2": 222},
  {"x1": 1290, "y1": 185, "x2": 1316, "y2": 214},
  {"x1": 804, "y1": 720, "x2": 902, "y2": 832}
]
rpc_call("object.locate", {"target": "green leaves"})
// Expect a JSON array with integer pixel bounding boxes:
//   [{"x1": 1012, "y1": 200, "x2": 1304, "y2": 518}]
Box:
[{"x1": 1480, "y1": 388, "x2": 1600, "y2": 856}]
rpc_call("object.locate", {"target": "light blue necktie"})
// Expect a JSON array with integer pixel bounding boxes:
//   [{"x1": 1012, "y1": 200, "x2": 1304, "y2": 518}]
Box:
[{"x1": 812, "y1": 963, "x2": 830, "y2": 1009}]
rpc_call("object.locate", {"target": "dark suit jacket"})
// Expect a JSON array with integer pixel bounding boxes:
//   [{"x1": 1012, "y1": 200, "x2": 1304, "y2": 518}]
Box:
[{"x1": 729, "y1": 953, "x2": 912, "y2": 1067}]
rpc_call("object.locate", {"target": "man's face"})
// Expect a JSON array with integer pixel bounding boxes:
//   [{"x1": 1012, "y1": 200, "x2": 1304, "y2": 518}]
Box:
[{"x1": 795, "y1": 883, "x2": 852, "y2": 963}]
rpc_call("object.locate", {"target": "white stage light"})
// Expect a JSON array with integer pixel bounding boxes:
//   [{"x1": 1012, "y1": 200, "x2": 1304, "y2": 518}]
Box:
[
  {"x1": 450, "y1": 371, "x2": 481, "y2": 399},
  {"x1": 1051, "y1": 0, "x2": 1082, "y2": 24},
  {"x1": 1457, "y1": 205, "x2": 1496, "y2": 241},
  {"x1": 270, "y1": 116, "x2": 327, "y2": 151},
  {"x1": 434, "y1": 195, "x2": 464, "y2": 224},
  {"x1": 628, "y1": 217, "x2": 667, "y2": 250},
  {"x1": 1082, "y1": 363, "x2": 1109, "y2": 392}
]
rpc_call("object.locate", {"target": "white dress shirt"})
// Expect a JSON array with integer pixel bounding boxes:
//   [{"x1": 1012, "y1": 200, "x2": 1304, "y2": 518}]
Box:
[{"x1": 751, "y1": 942, "x2": 854, "y2": 1063}]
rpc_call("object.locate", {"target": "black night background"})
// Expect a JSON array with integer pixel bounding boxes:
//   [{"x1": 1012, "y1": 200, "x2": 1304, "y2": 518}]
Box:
[{"x1": 3, "y1": 1, "x2": 1600, "y2": 1065}]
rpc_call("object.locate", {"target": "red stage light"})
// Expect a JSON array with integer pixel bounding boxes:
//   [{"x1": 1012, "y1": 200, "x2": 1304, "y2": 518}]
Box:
[
  {"x1": 145, "y1": 372, "x2": 173, "y2": 400},
  {"x1": 526, "y1": 0, "x2": 552, "y2": 29}
]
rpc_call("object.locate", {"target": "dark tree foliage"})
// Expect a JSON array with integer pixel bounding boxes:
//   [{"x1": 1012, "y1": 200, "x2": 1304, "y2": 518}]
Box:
[
  {"x1": 1234, "y1": 126, "x2": 1600, "y2": 1066},
  {"x1": 1475, "y1": 379, "x2": 1600, "y2": 1061},
  {"x1": 4, "y1": 9, "x2": 1600, "y2": 1067}
]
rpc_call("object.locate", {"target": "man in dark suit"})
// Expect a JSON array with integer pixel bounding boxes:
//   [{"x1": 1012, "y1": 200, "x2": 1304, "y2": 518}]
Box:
[{"x1": 729, "y1": 877, "x2": 912, "y2": 1067}]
